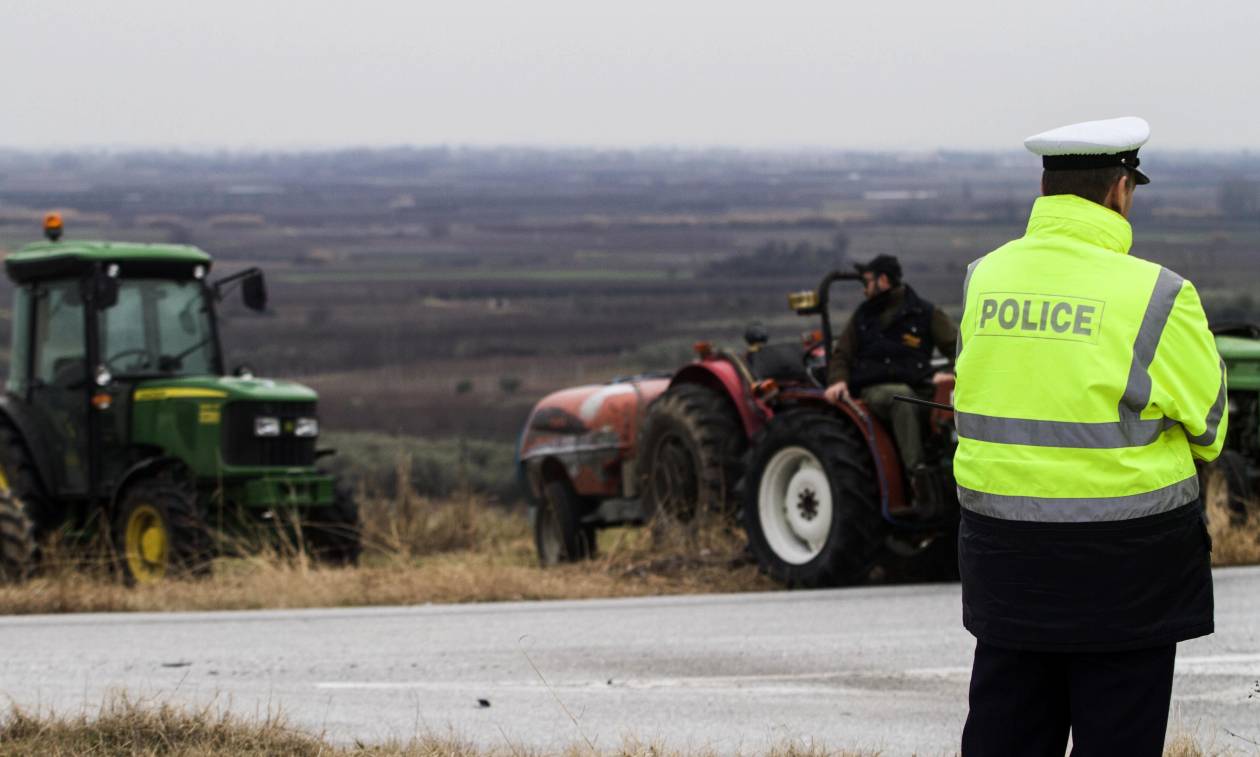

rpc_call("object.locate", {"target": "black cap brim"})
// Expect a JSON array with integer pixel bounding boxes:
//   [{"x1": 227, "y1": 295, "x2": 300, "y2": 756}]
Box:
[{"x1": 1133, "y1": 168, "x2": 1150, "y2": 185}]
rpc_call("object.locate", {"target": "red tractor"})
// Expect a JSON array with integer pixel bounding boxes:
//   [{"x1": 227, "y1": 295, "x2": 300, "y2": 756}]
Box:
[
  {"x1": 517, "y1": 319, "x2": 828, "y2": 564},
  {"x1": 519, "y1": 271, "x2": 960, "y2": 586},
  {"x1": 517, "y1": 374, "x2": 670, "y2": 564},
  {"x1": 738, "y1": 273, "x2": 959, "y2": 587}
]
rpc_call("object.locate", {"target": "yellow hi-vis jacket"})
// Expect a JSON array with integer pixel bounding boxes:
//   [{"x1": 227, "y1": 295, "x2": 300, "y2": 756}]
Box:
[{"x1": 954, "y1": 194, "x2": 1227, "y2": 522}]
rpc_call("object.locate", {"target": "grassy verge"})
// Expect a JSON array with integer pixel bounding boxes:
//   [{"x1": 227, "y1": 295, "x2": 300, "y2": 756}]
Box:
[
  {"x1": 0, "y1": 491, "x2": 770, "y2": 614},
  {"x1": 0, "y1": 697, "x2": 1244, "y2": 756},
  {"x1": 1205, "y1": 491, "x2": 1260, "y2": 567},
  {"x1": 0, "y1": 459, "x2": 1256, "y2": 615}
]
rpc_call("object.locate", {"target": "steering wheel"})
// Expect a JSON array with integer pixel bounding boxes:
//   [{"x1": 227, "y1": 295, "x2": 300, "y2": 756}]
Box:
[{"x1": 105, "y1": 348, "x2": 151, "y2": 372}]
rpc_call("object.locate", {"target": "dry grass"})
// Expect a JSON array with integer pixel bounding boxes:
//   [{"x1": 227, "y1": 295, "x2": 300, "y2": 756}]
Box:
[
  {"x1": 1, "y1": 697, "x2": 1252, "y2": 756},
  {"x1": 2, "y1": 457, "x2": 1257, "y2": 616},
  {"x1": 1163, "y1": 720, "x2": 1260, "y2": 757},
  {"x1": 0, "y1": 696, "x2": 877, "y2": 756},
  {"x1": 1204, "y1": 494, "x2": 1260, "y2": 567},
  {"x1": 0, "y1": 480, "x2": 770, "y2": 615}
]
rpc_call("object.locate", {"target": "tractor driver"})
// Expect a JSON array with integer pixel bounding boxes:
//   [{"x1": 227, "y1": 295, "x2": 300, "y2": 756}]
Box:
[{"x1": 823, "y1": 254, "x2": 957, "y2": 474}]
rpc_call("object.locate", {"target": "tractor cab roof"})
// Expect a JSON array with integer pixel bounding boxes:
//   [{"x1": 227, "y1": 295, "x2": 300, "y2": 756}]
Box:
[{"x1": 4, "y1": 241, "x2": 212, "y2": 284}]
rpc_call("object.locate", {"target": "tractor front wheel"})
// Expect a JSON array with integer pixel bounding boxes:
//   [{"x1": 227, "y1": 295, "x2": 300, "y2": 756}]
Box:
[
  {"x1": 113, "y1": 473, "x2": 211, "y2": 585},
  {"x1": 0, "y1": 490, "x2": 35, "y2": 583},
  {"x1": 741, "y1": 410, "x2": 884, "y2": 588},
  {"x1": 535, "y1": 479, "x2": 595, "y2": 566}
]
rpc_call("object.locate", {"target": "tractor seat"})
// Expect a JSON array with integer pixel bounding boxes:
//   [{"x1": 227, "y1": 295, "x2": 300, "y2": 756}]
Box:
[
  {"x1": 51, "y1": 356, "x2": 87, "y2": 388},
  {"x1": 746, "y1": 342, "x2": 812, "y2": 384}
]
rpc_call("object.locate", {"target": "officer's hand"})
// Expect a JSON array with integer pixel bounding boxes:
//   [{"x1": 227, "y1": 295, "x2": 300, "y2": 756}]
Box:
[
  {"x1": 825, "y1": 381, "x2": 850, "y2": 403},
  {"x1": 931, "y1": 372, "x2": 953, "y2": 385}
]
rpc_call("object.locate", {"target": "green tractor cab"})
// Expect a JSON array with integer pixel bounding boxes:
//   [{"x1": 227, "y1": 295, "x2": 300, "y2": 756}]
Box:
[{"x1": 0, "y1": 222, "x2": 359, "y2": 584}]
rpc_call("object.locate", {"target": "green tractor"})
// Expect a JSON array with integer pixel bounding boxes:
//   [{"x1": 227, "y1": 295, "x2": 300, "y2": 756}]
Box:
[
  {"x1": 0, "y1": 216, "x2": 359, "y2": 584},
  {"x1": 1201, "y1": 323, "x2": 1260, "y2": 524}
]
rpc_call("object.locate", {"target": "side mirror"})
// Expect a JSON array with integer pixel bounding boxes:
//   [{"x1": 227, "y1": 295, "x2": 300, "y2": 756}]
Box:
[
  {"x1": 213, "y1": 267, "x2": 268, "y2": 311},
  {"x1": 242, "y1": 272, "x2": 267, "y2": 312}
]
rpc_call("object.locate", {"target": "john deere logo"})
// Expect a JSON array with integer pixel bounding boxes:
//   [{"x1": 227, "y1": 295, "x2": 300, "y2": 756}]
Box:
[
  {"x1": 975, "y1": 292, "x2": 1104, "y2": 345},
  {"x1": 283, "y1": 420, "x2": 295, "y2": 434}
]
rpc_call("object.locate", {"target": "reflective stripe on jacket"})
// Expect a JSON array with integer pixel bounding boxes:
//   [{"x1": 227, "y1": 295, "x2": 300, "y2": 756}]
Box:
[{"x1": 953, "y1": 194, "x2": 1227, "y2": 522}]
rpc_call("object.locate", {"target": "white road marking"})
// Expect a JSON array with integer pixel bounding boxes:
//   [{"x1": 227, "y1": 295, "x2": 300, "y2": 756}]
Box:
[
  {"x1": 906, "y1": 652, "x2": 1260, "y2": 678},
  {"x1": 317, "y1": 671, "x2": 875, "y2": 692},
  {"x1": 316, "y1": 652, "x2": 1260, "y2": 692}
]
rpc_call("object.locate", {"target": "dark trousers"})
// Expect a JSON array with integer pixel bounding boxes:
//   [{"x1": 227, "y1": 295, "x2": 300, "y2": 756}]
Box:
[{"x1": 961, "y1": 641, "x2": 1177, "y2": 757}]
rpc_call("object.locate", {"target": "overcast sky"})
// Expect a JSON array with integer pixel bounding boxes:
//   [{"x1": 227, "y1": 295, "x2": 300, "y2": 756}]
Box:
[{"x1": 3, "y1": 1, "x2": 1256, "y2": 151}]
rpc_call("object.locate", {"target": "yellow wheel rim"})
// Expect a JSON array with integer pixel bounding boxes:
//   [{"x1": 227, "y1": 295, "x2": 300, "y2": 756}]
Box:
[
  {"x1": 0, "y1": 466, "x2": 10, "y2": 494},
  {"x1": 125, "y1": 504, "x2": 168, "y2": 583}
]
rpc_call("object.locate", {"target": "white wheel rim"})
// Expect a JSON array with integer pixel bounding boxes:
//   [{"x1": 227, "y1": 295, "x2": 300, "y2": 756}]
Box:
[{"x1": 757, "y1": 446, "x2": 833, "y2": 565}]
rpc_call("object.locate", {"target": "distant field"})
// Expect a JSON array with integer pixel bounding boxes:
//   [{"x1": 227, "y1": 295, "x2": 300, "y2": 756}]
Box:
[
  {"x1": 278, "y1": 268, "x2": 690, "y2": 284},
  {"x1": 2, "y1": 148, "x2": 1258, "y2": 451}
]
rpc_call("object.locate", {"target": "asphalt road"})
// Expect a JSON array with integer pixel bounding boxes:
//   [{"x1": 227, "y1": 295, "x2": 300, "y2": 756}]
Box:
[{"x1": 1, "y1": 567, "x2": 1258, "y2": 755}]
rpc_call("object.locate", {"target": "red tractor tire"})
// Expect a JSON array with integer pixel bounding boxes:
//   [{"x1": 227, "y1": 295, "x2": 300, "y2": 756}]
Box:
[
  {"x1": 637, "y1": 383, "x2": 745, "y2": 525},
  {"x1": 741, "y1": 409, "x2": 885, "y2": 588}
]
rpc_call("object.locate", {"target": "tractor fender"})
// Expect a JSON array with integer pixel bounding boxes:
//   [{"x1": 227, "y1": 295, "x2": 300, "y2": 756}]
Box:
[
  {"x1": 110, "y1": 456, "x2": 188, "y2": 513},
  {"x1": 831, "y1": 399, "x2": 908, "y2": 516},
  {"x1": 669, "y1": 360, "x2": 767, "y2": 437},
  {"x1": 0, "y1": 395, "x2": 57, "y2": 495}
]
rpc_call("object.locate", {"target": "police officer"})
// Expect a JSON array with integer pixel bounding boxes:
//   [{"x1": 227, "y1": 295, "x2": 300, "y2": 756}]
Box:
[
  {"x1": 824, "y1": 254, "x2": 956, "y2": 474},
  {"x1": 954, "y1": 117, "x2": 1225, "y2": 756}
]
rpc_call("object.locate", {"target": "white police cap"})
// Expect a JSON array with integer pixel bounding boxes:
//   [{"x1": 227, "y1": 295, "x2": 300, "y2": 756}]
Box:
[{"x1": 1024, "y1": 116, "x2": 1151, "y2": 185}]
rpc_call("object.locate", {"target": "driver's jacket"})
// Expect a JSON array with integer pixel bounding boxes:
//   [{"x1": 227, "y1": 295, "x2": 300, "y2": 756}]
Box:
[{"x1": 953, "y1": 194, "x2": 1225, "y2": 651}]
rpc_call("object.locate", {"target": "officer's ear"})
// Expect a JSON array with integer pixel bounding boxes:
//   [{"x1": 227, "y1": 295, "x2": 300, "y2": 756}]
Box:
[{"x1": 1102, "y1": 172, "x2": 1133, "y2": 218}]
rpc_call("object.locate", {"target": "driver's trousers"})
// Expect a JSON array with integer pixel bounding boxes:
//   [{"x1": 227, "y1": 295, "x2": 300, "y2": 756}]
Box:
[{"x1": 859, "y1": 382, "x2": 923, "y2": 470}]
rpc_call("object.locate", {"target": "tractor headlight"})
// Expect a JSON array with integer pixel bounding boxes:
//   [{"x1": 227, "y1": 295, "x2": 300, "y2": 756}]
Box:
[
  {"x1": 254, "y1": 416, "x2": 281, "y2": 437},
  {"x1": 294, "y1": 417, "x2": 319, "y2": 437}
]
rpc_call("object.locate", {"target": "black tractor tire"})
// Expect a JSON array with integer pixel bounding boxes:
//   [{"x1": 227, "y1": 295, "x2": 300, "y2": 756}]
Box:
[
  {"x1": 0, "y1": 490, "x2": 36, "y2": 583},
  {"x1": 1200, "y1": 449, "x2": 1254, "y2": 526},
  {"x1": 741, "y1": 409, "x2": 885, "y2": 588},
  {"x1": 0, "y1": 423, "x2": 58, "y2": 536},
  {"x1": 535, "y1": 479, "x2": 595, "y2": 566},
  {"x1": 303, "y1": 486, "x2": 363, "y2": 565},
  {"x1": 638, "y1": 383, "x2": 746, "y2": 524},
  {"x1": 113, "y1": 471, "x2": 212, "y2": 585}
]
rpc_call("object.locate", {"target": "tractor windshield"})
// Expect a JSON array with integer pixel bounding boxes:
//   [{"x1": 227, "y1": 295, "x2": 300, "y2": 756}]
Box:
[{"x1": 98, "y1": 279, "x2": 219, "y2": 377}]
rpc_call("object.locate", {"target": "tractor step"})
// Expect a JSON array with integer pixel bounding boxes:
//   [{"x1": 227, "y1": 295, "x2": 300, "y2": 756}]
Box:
[{"x1": 581, "y1": 497, "x2": 647, "y2": 527}]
